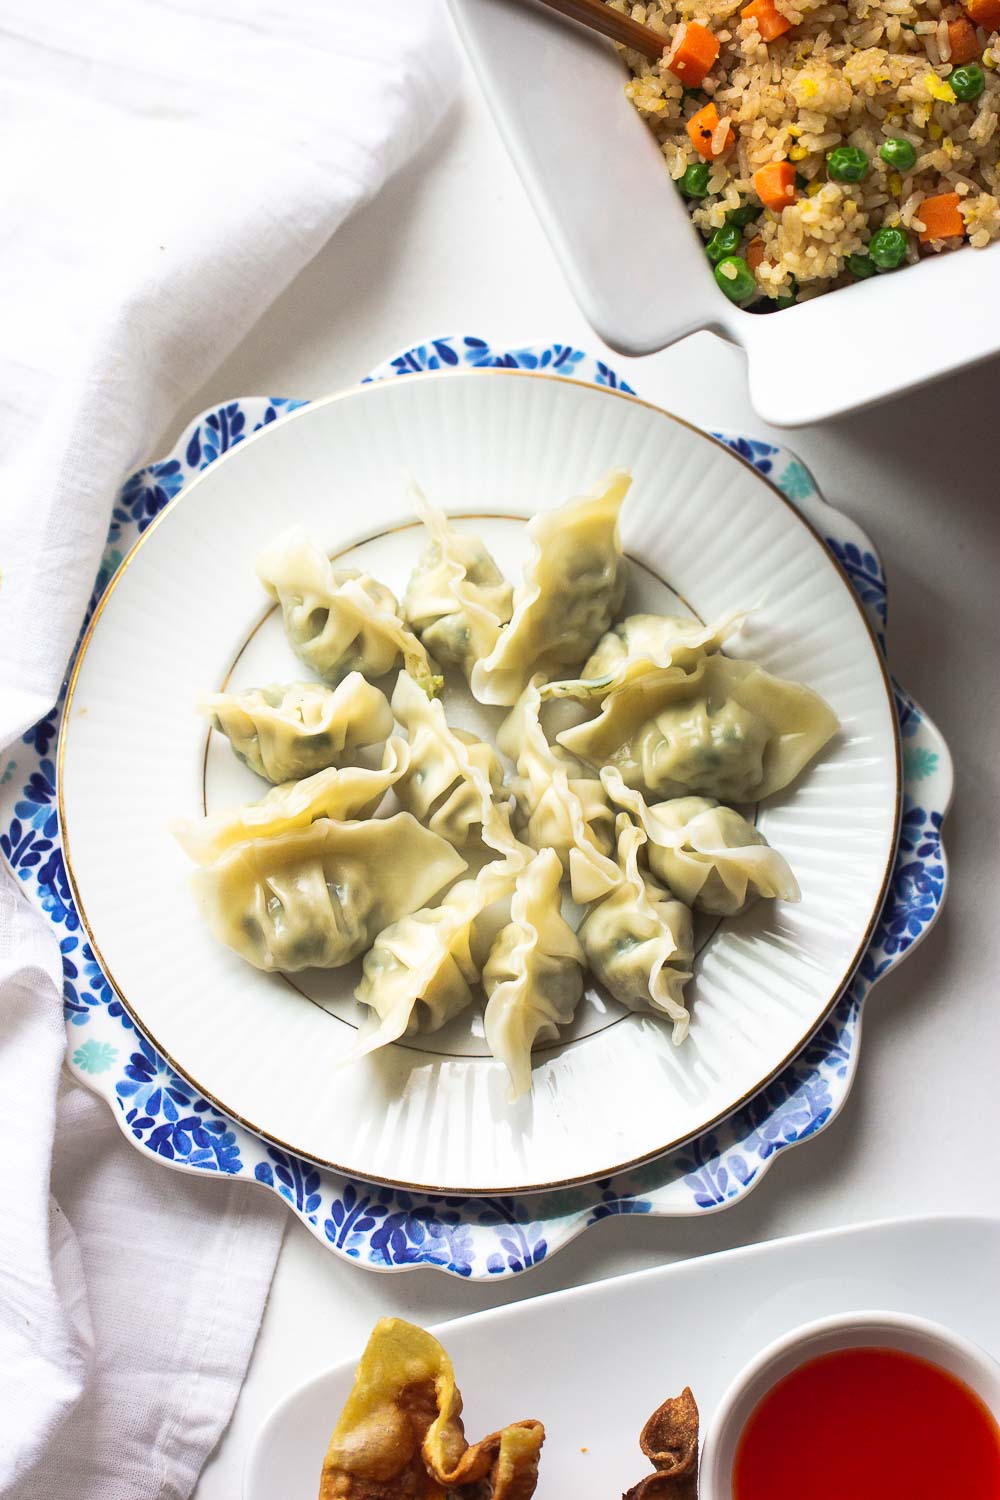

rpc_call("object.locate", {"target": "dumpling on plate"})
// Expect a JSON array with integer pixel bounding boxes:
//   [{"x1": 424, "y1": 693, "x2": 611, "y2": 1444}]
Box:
[
  {"x1": 391, "y1": 669, "x2": 518, "y2": 853},
  {"x1": 471, "y1": 469, "x2": 631, "y2": 706},
  {"x1": 496, "y1": 675, "x2": 618, "y2": 905},
  {"x1": 173, "y1": 738, "x2": 410, "y2": 866},
  {"x1": 579, "y1": 816, "x2": 694, "y2": 1042},
  {"x1": 257, "y1": 527, "x2": 441, "y2": 695},
  {"x1": 318, "y1": 1317, "x2": 545, "y2": 1500},
  {"x1": 191, "y1": 813, "x2": 465, "y2": 973},
  {"x1": 558, "y1": 654, "x2": 839, "y2": 804},
  {"x1": 403, "y1": 486, "x2": 513, "y2": 680},
  {"x1": 602, "y1": 767, "x2": 800, "y2": 916},
  {"x1": 352, "y1": 880, "x2": 483, "y2": 1056},
  {"x1": 353, "y1": 857, "x2": 521, "y2": 1057},
  {"x1": 541, "y1": 607, "x2": 742, "y2": 701},
  {"x1": 198, "y1": 675, "x2": 392, "y2": 784},
  {"x1": 483, "y1": 848, "x2": 585, "y2": 1100}
]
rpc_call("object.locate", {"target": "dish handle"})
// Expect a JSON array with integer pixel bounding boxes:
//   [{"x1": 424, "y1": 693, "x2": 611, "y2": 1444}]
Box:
[{"x1": 447, "y1": 0, "x2": 725, "y2": 356}]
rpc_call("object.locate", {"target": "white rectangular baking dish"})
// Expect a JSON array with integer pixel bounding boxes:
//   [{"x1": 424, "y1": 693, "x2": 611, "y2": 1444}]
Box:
[{"x1": 448, "y1": 0, "x2": 1000, "y2": 425}]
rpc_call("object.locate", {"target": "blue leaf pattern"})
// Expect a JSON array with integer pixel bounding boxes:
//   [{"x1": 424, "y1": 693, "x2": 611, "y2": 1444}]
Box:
[
  {"x1": 826, "y1": 536, "x2": 888, "y2": 638},
  {"x1": 0, "y1": 339, "x2": 951, "y2": 1279},
  {"x1": 712, "y1": 432, "x2": 777, "y2": 476},
  {"x1": 115, "y1": 1037, "x2": 242, "y2": 1173}
]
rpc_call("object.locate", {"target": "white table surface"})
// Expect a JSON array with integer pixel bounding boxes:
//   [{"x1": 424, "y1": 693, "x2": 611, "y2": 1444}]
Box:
[{"x1": 183, "y1": 24, "x2": 999, "y2": 1497}]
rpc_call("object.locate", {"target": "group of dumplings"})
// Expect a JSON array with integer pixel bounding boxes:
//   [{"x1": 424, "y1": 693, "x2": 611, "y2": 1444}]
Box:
[{"x1": 174, "y1": 470, "x2": 839, "y2": 1101}]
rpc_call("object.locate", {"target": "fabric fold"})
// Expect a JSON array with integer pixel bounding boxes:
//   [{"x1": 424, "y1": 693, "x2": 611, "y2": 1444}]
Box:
[{"x1": 0, "y1": 2, "x2": 457, "y2": 1495}]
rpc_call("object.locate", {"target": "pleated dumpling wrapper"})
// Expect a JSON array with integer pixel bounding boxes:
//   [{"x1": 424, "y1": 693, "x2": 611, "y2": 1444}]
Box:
[
  {"x1": 318, "y1": 1317, "x2": 545, "y2": 1500},
  {"x1": 351, "y1": 852, "x2": 526, "y2": 1058},
  {"x1": 257, "y1": 527, "x2": 441, "y2": 695},
  {"x1": 578, "y1": 816, "x2": 694, "y2": 1042},
  {"x1": 541, "y1": 607, "x2": 743, "y2": 702},
  {"x1": 191, "y1": 814, "x2": 466, "y2": 973},
  {"x1": 483, "y1": 847, "x2": 585, "y2": 1101},
  {"x1": 471, "y1": 469, "x2": 631, "y2": 707},
  {"x1": 558, "y1": 654, "x2": 839, "y2": 805},
  {"x1": 390, "y1": 669, "x2": 515, "y2": 853},
  {"x1": 496, "y1": 674, "x2": 618, "y2": 905},
  {"x1": 403, "y1": 486, "x2": 513, "y2": 681},
  {"x1": 601, "y1": 767, "x2": 800, "y2": 917},
  {"x1": 623, "y1": 1387, "x2": 699, "y2": 1500},
  {"x1": 198, "y1": 675, "x2": 393, "y2": 784},
  {"x1": 174, "y1": 737, "x2": 410, "y2": 867}
]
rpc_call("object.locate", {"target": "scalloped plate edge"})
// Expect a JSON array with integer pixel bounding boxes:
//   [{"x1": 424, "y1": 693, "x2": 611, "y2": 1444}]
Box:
[{"x1": 0, "y1": 336, "x2": 953, "y2": 1280}]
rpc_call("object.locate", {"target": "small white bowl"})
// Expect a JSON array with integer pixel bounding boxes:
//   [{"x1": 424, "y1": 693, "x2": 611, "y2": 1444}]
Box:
[{"x1": 700, "y1": 1310, "x2": 1000, "y2": 1500}]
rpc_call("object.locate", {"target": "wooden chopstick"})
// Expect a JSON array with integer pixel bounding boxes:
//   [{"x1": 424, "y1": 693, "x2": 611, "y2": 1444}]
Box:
[{"x1": 526, "y1": 0, "x2": 667, "y2": 59}]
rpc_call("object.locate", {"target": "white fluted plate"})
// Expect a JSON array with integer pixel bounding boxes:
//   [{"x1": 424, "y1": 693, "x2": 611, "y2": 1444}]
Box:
[{"x1": 58, "y1": 371, "x2": 900, "y2": 1194}]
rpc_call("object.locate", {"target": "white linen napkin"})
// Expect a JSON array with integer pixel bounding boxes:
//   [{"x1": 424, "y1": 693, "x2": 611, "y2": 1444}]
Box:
[{"x1": 0, "y1": 2, "x2": 456, "y2": 1494}]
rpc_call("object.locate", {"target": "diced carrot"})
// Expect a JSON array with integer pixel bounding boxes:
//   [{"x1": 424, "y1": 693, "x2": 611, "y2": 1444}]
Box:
[
  {"x1": 665, "y1": 22, "x2": 721, "y2": 86},
  {"x1": 917, "y1": 190, "x2": 966, "y2": 240},
  {"x1": 753, "y1": 161, "x2": 798, "y2": 210},
  {"x1": 686, "y1": 102, "x2": 735, "y2": 159},
  {"x1": 746, "y1": 236, "x2": 767, "y2": 270},
  {"x1": 947, "y1": 15, "x2": 980, "y2": 62},
  {"x1": 741, "y1": 0, "x2": 794, "y2": 41},
  {"x1": 964, "y1": 0, "x2": 1000, "y2": 30}
]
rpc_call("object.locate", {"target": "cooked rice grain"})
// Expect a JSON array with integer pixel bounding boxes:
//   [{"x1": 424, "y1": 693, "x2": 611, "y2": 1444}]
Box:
[{"x1": 608, "y1": 0, "x2": 1000, "y2": 306}]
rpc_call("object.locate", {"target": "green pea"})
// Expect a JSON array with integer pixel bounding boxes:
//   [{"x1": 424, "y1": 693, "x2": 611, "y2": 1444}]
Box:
[
  {"x1": 951, "y1": 63, "x2": 985, "y2": 102},
  {"x1": 680, "y1": 163, "x2": 713, "y2": 199},
  {"x1": 726, "y1": 201, "x2": 758, "y2": 227},
  {"x1": 847, "y1": 252, "x2": 877, "y2": 278},
  {"x1": 714, "y1": 255, "x2": 757, "y2": 303},
  {"x1": 775, "y1": 277, "x2": 800, "y2": 309},
  {"x1": 827, "y1": 145, "x2": 871, "y2": 182},
  {"x1": 868, "y1": 225, "x2": 909, "y2": 270},
  {"x1": 706, "y1": 224, "x2": 743, "y2": 262},
  {"x1": 879, "y1": 137, "x2": 917, "y2": 171}
]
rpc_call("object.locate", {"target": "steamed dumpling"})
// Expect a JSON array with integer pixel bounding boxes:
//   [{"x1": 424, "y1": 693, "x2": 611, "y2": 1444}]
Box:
[
  {"x1": 471, "y1": 470, "x2": 631, "y2": 706},
  {"x1": 602, "y1": 767, "x2": 800, "y2": 916},
  {"x1": 353, "y1": 857, "x2": 521, "y2": 1056},
  {"x1": 257, "y1": 528, "x2": 440, "y2": 694},
  {"x1": 541, "y1": 608, "x2": 742, "y2": 701},
  {"x1": 352, "y1": 881, "x2": 482, "y2": 1055},
  {"x1": 496, "y1": 675, "x2": 618, "y2": 904},
  {"x1": 199, "y1": 675, "x2": 392, "y2": 784},
  {"x1": 578, "y1": 817, "x2": 694, "y2": 1041},
  {"x1": 174, "y1": 738, "x2": 410, "y2": 866},
  {"x1": 191, "y1": 814, "x2": 466, "y2": 972},
  {"x1": 403, "y1": 488, "x2": 513, "y2": 680},
  {"x1": 558, "y1": 655, "x2": 839, "y2": 804},
  {"x1": 391, "y1": 670, "x2": 518, "y2": 853},
  {"x1": 483, "y1": 848, "x2": 585, "y2": 1100}
]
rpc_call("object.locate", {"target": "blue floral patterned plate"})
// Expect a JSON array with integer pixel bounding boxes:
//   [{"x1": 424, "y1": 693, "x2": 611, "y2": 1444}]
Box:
[{"x1": 0, "y1": 336, "x2": 952, "y2": 1279}]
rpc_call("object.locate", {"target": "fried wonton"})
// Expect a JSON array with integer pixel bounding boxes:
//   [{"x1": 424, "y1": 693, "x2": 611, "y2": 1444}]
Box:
[
  {"x1": 622, "y1": 1387, "x2": 699, "y2": 1500},
  {"x1": 319, "y1": 1317, "x2": 545, "y2": 1500}
]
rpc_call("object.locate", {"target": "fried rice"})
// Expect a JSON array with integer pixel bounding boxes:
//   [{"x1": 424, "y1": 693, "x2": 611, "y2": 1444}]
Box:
[{"x1": 607, "y1": 0, "x2": 1000, "y2": 306}]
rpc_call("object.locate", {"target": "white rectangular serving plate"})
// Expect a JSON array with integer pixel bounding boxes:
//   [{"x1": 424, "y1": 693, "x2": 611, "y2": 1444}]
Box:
[
  {"x1": 448, "y1": 0, "x2": 1000, "y2": 425},
  {"x1": 243, "y1": 1213, "x2": 1000, "y2": 1497}
]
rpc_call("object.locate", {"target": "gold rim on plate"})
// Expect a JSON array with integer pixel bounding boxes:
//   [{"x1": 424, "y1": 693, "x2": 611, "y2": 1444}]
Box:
[{"x1": 57, "y1": 368, "x2": 902, "y2": 1196}]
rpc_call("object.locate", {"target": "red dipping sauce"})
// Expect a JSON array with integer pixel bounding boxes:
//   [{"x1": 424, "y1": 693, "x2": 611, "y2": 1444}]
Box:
[{"x1": 733, "y1": 1345, "x2": 1000, "y2": 1500}]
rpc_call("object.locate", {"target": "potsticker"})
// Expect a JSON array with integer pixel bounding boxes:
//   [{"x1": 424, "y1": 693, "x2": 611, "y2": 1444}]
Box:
[
  {"x1": 319, "y1": 1317, "x2": 545, "y2": 1500},
  {"x1": 622, "y1": 1387, "x2": 699, "y2": 1500}
]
